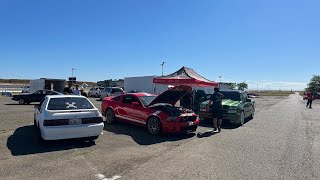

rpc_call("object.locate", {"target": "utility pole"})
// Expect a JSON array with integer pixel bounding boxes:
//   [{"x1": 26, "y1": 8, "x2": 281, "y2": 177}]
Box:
[
  {"x1": 71, "y1": 68, "x2": 76, "y2": 87},
  {"x1": 160, "y1": 62, "x2": 165, "y2": 76},
  {"x1": 219, "y1": 76, "x2": 222, "y2": 88}
]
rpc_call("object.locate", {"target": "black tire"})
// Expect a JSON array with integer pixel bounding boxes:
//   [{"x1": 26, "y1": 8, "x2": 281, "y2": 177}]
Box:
[
  {"x1": 37, "y1": 123, "x2": 45, "y2": 143},
  {"x1": 33, "y1": 118, "x2": 37, "y2": 128},
  {"x1": 238, "y1": 111, "x2": 245, "y2": 126},
  {"x1": 249, "y1": 106, "x2": 255, "y2": 120},
  {"x1": 147, "y1": 117, "x2": 162, "y2": 135},
  {"x1": 18, "y1": 98, "x2": 25, "y2": 105},
  {"x1": 105, "y1": 109, "x2": 116, "y2": 124},
  {"x1": 88, "y1": 92, "x2": 91, "y2": 97}
]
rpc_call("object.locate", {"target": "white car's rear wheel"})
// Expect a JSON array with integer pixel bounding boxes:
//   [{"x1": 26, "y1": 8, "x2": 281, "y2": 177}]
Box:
[{"x1": 37, "y1": 123, "x2": 45, "y2": 143}]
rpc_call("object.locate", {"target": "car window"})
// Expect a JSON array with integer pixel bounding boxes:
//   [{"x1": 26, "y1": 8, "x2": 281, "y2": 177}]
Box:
[
  {"x1": 122, "y1": 95, "x2": 140, "y2": 104},
  {"x1": 112, "y1": 88, "x2": 123, "y2": 93},
  {"x1": 139, "y1": 96, "x2": 157, "y2": 106},
  {"x1": 220, "y1": 92, "x2": 241, "y2": 101},
  {"x1": 240, "y1": 94, "x2": 245, "y2": 102},
  {"x1": 33, "y1": 90, "x2": 42, "y2": 95},
  {"x1": 38, "y1": 98, "x2": 46, "y2": 112},
  {"x1": 112, "y1": 96, "x2": 121, "y2": 101},
  {"x1": 105, "y1": 88, "x2": 111, "y2": 92},
  {"x1": 243, "y1": 93, "x2": 248, "y2": 100},
  {"x1": 47, "y1": 97, "x2": 95, "y2": 110}
]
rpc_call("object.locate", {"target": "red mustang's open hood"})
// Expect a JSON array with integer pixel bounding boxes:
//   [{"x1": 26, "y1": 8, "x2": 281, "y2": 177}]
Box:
[{"x1": 148, "y1": 85, "x2": 192, "y2": 106}]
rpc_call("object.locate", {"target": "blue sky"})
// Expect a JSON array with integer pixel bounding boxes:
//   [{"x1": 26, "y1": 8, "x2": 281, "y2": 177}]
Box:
[{"x1": 1, "y1": 0, "x2": 319, "y2": 90}]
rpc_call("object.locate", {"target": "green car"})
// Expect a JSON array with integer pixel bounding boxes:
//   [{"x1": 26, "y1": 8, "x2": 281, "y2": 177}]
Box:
[{"x1": 199, "y1": 90, "x2": 255, "y2": 126}]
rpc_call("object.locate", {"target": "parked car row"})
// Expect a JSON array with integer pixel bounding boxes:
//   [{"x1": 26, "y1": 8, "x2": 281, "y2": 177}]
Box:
[{"x1": 9, "y1": 85, "x2": 256, "y2": 143}]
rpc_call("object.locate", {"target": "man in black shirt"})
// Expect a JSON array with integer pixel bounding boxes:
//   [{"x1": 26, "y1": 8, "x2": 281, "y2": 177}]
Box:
[
  {"x1": 207, "y1": 87, "x2": 224, "y2": 132},
  {"x1": 63, "y1": 85, "x2": 73, "y2": 94}
]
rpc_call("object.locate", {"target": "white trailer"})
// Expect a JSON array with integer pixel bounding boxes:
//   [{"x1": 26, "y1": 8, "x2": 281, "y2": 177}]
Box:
[
  {"x1": 30, "y1": 78, "x2": 66, "y2": 93},
  {"x1": 124, "y1": 76, "x2": 169, "y2": 94}
]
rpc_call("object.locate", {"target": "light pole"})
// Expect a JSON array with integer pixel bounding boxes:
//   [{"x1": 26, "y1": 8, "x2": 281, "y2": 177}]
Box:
[
  {"x1": 72, "y1": 68, "x2": 76, "y2": 78},
  {"x1": 219, "y1": 76, "x2": 222, "y2": 88},
  {"x1": 71, "y1": 68, "x2": 76, "y2": 87},
  {"x1": 160, "y1": 62, "x2": 165, "y2": 76}
]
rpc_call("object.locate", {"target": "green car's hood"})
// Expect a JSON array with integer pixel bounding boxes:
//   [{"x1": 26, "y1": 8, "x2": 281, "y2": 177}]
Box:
[{"x1": 200, "y1": 99, "x2": 240, "y2": 107}]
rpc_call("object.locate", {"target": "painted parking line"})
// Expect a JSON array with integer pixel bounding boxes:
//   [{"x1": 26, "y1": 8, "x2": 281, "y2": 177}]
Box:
[{"x1": 96, "y1": 174, "x2": 121, "y2": 180}]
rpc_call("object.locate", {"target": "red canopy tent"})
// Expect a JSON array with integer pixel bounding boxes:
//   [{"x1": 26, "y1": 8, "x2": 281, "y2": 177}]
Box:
[{"x1": 153, "y1": 66, "x2": 219, "y2": 87}]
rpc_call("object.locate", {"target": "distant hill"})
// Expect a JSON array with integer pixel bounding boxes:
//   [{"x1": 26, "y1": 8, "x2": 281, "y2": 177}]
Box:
[
  {"x1": 0, "y1": 79, "x2": 30, "y2": 84},
  {"x1": 0, "y1": 78, "x2": 96, "y2": 86}
]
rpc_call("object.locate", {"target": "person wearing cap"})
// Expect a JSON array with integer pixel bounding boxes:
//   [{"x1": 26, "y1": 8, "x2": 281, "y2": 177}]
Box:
[{"x1": 207, "y1": 87, "x2": 224, "y2": 132}]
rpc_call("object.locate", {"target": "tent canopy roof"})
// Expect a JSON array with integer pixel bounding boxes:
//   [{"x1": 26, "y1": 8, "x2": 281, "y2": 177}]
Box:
[{"x1": 153, "y1": 66, "x2": 218, "y2": 87}]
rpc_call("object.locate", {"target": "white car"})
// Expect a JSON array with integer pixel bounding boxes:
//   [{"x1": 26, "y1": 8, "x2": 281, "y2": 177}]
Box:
[
  {"x1": 21, "y1": 85, "x2": 30, "y2": 93},
  {"x1": 88, "y1": 87, "x2": 104, "y2": 97},
  {"x1": 34, "y1": 95, "x2": 104, "y2": 141},
  {"x1": 100, "y1": 87, "x2": 124, "y2": 100}
]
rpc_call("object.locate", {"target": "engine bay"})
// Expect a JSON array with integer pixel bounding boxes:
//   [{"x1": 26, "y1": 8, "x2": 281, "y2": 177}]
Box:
[{"x1": 150, "y1": 103, "x2": 194, "y2": 116}]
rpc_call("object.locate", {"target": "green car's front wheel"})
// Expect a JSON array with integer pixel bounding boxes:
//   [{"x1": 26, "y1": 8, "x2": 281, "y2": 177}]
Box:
[{"x1": 239, "y1": 111, "x2": 245, "y2": 126}]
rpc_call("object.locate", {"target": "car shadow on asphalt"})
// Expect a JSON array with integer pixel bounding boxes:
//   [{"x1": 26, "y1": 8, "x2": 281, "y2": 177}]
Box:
[
  {"x1": 7, "y1": 125, "x2": 95, "y2": 156},
  {"x1": 198, "y1": 120, "x2": 240, "y2": 130},
  {"x1": 4, "y1": 103, "x2": 38, "y2": 106},
  {"x1": 103, "y1": 122, "x2": 196, "y2": 146}
]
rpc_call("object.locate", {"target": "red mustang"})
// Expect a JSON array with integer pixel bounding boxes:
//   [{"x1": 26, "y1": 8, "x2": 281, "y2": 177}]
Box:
[{"x1": 101, "y1": 85, "x2": 199, "y2": 135}]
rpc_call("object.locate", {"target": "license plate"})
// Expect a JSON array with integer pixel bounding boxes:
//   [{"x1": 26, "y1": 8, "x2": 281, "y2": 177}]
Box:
[
  {"x1": 69, "y1": 118, "x2": 82, "y2": 125},
  {"x1": 188, "y1": 122, "x2": 194, "y2": 126}
]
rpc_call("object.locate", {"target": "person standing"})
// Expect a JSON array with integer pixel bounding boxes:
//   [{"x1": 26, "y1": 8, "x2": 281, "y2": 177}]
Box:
[
  {"x1": 207, "y1": 87, "x2": 224, "y2": 132},
  {"x1": 73, "y1": 86, "x2": 81, "y2": 96},
  {"x1": 306, "y1": 91, "x2": 313, "y2": 108},
  {"x1": 63, "y1": 85, "x2": 73, "y2": 94}
]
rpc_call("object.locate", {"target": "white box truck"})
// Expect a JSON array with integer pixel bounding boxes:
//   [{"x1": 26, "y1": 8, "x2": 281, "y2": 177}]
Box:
[
  {"x1": 124, "y1": 76, "x2": 169, "y2": 94},
  {"x1": 30, "y1": 78, "x2": 66, "y2": 93}
]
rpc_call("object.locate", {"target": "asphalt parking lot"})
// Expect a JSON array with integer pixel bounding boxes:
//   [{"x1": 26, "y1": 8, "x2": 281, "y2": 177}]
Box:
[{"x1": 1, "y1": 94, "x2": 320, "y2": 180}]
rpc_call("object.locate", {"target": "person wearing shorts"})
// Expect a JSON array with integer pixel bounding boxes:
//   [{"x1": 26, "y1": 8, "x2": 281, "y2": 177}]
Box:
[{"x1": 207, "y1": 87, "x2": 224, "y2": 132}]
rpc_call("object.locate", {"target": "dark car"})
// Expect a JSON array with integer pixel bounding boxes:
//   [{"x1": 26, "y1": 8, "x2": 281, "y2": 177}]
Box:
[
  {"x1": 199, "y1": 90, "x2": 255, "y2": 126},
  {"x1": 11, "y1": 90, "x2": 62, "y2": 105}
]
